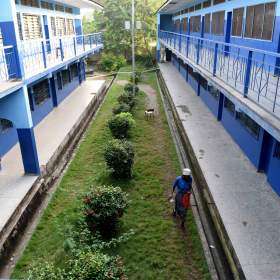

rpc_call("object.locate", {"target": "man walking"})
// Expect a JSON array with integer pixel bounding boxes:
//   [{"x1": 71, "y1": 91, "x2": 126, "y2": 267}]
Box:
[{"x1": 171, "y1": 168, "x2": 192, "y2": 228}]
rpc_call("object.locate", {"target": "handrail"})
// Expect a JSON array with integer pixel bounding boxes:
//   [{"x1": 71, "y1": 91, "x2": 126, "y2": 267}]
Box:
[{"x1": 160, "y1": 30, "x2": 280, "y2": 59}]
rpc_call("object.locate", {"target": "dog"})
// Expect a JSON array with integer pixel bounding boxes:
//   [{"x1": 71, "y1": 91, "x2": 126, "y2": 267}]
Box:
[{"x1": 145, "y1": 108, "x2": 155, "y2": 120}]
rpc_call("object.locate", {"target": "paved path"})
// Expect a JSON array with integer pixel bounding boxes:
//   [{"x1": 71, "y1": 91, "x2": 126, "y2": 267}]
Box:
[
  {"x1": 159, "y1": 62, "x2": 280, "y2": 280},
  {"x1": 0, "y1": 79, "x2": 105, "y2": 233}
]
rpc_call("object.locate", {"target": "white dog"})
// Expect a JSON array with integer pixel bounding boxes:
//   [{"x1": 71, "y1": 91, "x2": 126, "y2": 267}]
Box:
[{"x1": 145, "y1": 109, "x2": 155, "y2": 120}]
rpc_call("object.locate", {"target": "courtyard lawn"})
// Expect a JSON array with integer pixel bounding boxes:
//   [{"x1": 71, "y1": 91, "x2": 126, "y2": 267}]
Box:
[{"x1": 12, "y1": 70, "x2": 210, "y2": 280}]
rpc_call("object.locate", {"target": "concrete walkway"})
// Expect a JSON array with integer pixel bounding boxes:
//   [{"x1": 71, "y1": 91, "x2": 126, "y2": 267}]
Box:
[
  {"x1": 0, "y1": 79, "x2": 105, "y2": 233},
  {"x1": 159, "y1": 62, "x2": 280, "y2": 280}
]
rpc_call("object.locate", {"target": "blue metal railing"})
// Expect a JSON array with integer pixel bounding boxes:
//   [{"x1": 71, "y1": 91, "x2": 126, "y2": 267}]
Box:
[
  {"x1": 159, "y1": 30, "x2": 280, "y2": 117},
  {"x1": 0, "y1": 45, "x2": 19, "y2": 82},
  {"x1": 19, "y1": 32, "x2": 103, "y2": 79}
]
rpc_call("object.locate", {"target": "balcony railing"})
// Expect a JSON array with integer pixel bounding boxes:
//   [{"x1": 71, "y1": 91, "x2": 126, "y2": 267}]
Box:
[
  {"x1": 159, "y1": 30, "x2": 280, "y2": 118},
  {"x1": 19, "y1": 32, "x2": 103, "y2": 79},
  {"x1": 0, "y1": 45, "x2": 19, "y2": 82}
]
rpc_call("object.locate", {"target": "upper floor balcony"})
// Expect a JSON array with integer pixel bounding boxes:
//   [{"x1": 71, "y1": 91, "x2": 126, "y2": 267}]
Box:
[
  {"x1": 159, "y1": 30, "x2": 280, "y2": 119},
  {"x1": 0, "y1": 32, "x2": 103, "y2": 86}
]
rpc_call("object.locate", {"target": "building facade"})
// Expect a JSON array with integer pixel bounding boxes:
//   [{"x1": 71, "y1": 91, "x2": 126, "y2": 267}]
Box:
[
  {"x1": 157, "y1": 0, "x2": 280, "y2": 195},
  {"x1": 0, "y1": 0, "x2": 103, "y2": 174}
]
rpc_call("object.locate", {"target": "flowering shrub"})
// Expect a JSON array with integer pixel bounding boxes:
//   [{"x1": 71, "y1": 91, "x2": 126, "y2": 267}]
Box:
[
  {"x1": 83, "y1": 185, "x2": 128, "y2": 235},
  {"x1": 104, "y1": 139, "x2": 134, "y2": 178},
  {"x1": 112, "y1": 103, "x2": 131, "y2": 115},
  {"x1": 108, "y1": 113, "x2": 135, "y2": 139}
]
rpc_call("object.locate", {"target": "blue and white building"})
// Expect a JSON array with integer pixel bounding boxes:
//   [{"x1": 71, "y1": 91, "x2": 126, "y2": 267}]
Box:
[
  {"x1": 0, "y1": 0, "x2": 103, "y2": 174},
  {"x1": 157, "y1": 0, "x2": 280, "y2": 196}
]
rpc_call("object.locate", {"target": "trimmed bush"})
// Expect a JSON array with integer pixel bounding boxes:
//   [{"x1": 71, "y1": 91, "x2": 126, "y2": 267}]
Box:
[
  {"x1": 112, "y1": 103, "x2": 131, "y2": 115},
  {"x1": 124, "y1": 83, "x2": 139, "y2": 94},
  {"x1": 117, "y1": 92, "x2": 136, "y2": 108},
  {"x1": 130, "y1": 71, "x2": 142, "y2": 84},
  {"x1": 27, "y1": 251, "x2": 127, "y2": 280},
  {"x1": 104, "y1": 139, "x2": 134, "y2": 178},
  {"x1": 83, "y1": 185, "x2": 128, "y2": 235},
  {"x1": 108, "y1": 113, "x2": 135, "y2": 139}
]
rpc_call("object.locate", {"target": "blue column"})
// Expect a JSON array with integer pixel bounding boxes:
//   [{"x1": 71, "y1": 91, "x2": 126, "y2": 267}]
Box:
[
  {"x1": 50, "y1": 77, "x2": 58, "y2": 107},
  {"x1": 17, "y1": 128, "x2": 40, "y2": 174},
  {"x1": 217, "y1": 93, "x2": 224, "y2": 121},
  {"x1": 244, "y1": 51, "x2": 253, "y2": 97}
]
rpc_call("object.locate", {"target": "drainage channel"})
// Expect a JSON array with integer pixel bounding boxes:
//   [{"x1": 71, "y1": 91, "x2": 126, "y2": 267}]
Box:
[
  {"x1": 156, "y1": 70, "x2": 235, "y2": 280},
  {"x1": 0, "y1": 74, "x2": 116, "y2": 279}
]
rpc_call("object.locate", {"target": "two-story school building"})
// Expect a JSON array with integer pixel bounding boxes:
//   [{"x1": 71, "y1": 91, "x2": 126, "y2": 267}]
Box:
[
  {"x1": 0, "y1": 0, "x2": 103, "y2": 174},
  {"x1": 157, "y1": 0, "x2": 280, "y2": 195}
]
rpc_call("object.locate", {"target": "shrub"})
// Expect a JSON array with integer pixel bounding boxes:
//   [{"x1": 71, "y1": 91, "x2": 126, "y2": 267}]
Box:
[
  {"x1": 108, "y1": 113, "x2": 135, "y2": 139},
  {"x1": 130, "y1": 71, "x2": 142, "y2": 84},
  {"x1": 83, "y1": 185, "x2": 128, "y2": 235},
  {"x1": 124, "y1": 83, "x2": 139, "y2": 94},
  {"x1": 27, "y1": 251, "x2": 127, "y2": 280},
  {"x1": 117, "y1": 92, "x2": 136, "y2": 108},
  {"x1": 99, "y1": 53, "x2": 126, "y2": 72},
  {"x1": 104, "y1": 139, "x2": 134, "y2": 178},
  {"x1": 112, "y1": 103, "x2": 131, "y2": 115}
]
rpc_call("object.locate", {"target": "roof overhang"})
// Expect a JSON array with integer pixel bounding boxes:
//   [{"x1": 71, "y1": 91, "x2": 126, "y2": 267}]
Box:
[
  {"x1": 56, "y1": 0, "x2": 103, "y2": 10},
  {"x1": 157, "y1": 0, "x2": 195, "y2": 14}
]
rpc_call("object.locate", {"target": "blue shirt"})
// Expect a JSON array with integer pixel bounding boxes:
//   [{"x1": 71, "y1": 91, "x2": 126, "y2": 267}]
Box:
[{"x1": 173, "y1": 176, "x2": 192, "y2": 193}]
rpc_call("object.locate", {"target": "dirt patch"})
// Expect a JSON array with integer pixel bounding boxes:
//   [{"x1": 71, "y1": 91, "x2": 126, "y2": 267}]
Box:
[{"x1": 116, "y1": 80, "x2": 128, "y2": 87}]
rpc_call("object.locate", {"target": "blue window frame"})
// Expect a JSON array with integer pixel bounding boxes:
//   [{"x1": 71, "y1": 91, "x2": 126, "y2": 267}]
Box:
[{"x1": 0, "y1": 119, "x2": 13, "y2": 133}]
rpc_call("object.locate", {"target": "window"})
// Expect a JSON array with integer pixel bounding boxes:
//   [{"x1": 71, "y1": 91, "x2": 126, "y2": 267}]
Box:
[
  {"x1": 236, "y1": 111, "x2": 260, "y2": 138},
  {"x1": 200, "y1": 75, "x2": 208, "y2": 90},
  {"x1": 57, "y1": 72, "x2": 62, "y2": 90},
  {"x1": 41, "y1": 1, "x2": 53, "y2": 10},
  {"x1": 195, "y1": 4, "x2": 202, "y2": 11},
  {"x1": 209, "y1": 86, "x2": 220, "y2": 100},
  {"x1": 51, "y1": 17, "x2": 56, "y2": 36},
  {"x1": 65, "y1": 7, "x2": 73, "y2": 14},
  {"x1": 224, "y1": 97, "x2": 235, "y2": 115},
  {"x1": 182, "y1": 18, "x2": 188, "y2": 33},
  {"x1": 190, "y1": 15, "x2": 201, "y2": 33},
  {"x1": 62, "y1": 70, "x2": 70, "y2": 86},
  {"x1": 245, "y1": 2, "x2": 276, "y2": 40},
  {"x1": 66, "y1": 19, "x2": 74, "y2": 35},
  {"x1": 33, "y1": 80, "x2": 50, "y2": 105},
  {"x1": 23, "y1": 14, "x2": 42, "y2": 40},
  {"x1": 189, "y1": 6, "x2": 194, "y2": 13},
  {"x1": 21, "y1": 0, "x2": 39, "y2": 7},
  {"x1": 0, "y1": 119, "x2": 13, "y2": 133},
  {"x1": 70, "y1": 64, "x2": 78, "y2": 78},
  {"x1": 16, "y1": 13, "x2": 23, "y2": 40},
  {"x1": 211, "y1": 11, "x2": 225, "y2": 35},
  {"x1": 203, "y1": 0, "x2": 211, "y2": 8},
  {"x1": 175, "y1": 19, "x2": 180, "y2": 32},
  {"x1": 55, "y1": 4, "x2": 64, "y2": 12},
  {"x1": 274, "y1": 142, "x2": 280, "y2": 159},
  {"x1": 56, "y1": 17, "x2": 66, "y2": 37},
  {"x1": 204, "y1": 13, "x2": 211, "y2": 34},
  {"x1": 232, "y1": 7, "x2": 244, "y2": 37},
  {"x1": 213, "y1": 0, "x2": 225, "y2": 5}
]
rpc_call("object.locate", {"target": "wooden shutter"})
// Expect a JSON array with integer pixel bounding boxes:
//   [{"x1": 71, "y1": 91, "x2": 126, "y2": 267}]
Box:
[{"x1": 23, "y1": 14, "x2": 42, "y2": 40}]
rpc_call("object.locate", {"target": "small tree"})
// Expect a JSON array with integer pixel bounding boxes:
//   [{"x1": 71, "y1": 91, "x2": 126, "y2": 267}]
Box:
[
  {"x1": 83, "y1": 185, "x2": 128, "y2": 235},
  {"x1": 104, "y1": 139, "x2": 134, "y2": 178},
  {"x1": 108, "y1": 112, "x2": 135, "y2": 139},
  {"x1": 112, "y1": 103, "x2": 131, "y2": 115},
  {"x1": 117, "y1": 92, "x2": 136, "y2": 109}
]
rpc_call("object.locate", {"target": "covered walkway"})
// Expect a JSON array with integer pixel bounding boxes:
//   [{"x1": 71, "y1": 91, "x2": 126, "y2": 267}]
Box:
[
  {"x1": 0, "y1": 79, "x2": 105, "y2": 232},
  {"x1": 159, "y1": 62, "x2": 280, "y2": 280}
]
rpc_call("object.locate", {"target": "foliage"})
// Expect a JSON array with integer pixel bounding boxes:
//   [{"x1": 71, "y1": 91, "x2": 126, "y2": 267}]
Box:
[
  {"x1": 104, "y1": 139, "x2": 134, "y2": 178},
  {"x1": 124, "y1": 83, "x2": 139, "y2": 94},
  {"x1": 99, "y1": 53, "x2": 126, "y2": 72},
  {"x1": 113, "y1": 103, "x2": 131, "y2": 115},
  {"x1": 27, "y1": 251, "x2": 127, "y2": 280},
  {"x1": 85, "y1": 0, "x2": 165, "y2": 63},
  {"x1": 117, "y1": 92, "x2": 136, "y2": 108},
  {"x1": 130, "y1": 71, "x2": 142, "y2": 84},
  {"x1": 83, "y1": 185, "x2": 128, "y2": 235},
  {"x1": 108, "y1": 112, "x2": 135, "y2": 139}
]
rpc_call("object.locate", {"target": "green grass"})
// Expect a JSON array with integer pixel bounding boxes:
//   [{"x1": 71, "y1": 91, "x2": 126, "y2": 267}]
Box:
[{"x1": 12, "y1": 71, "x2": 210, "y2": 280}]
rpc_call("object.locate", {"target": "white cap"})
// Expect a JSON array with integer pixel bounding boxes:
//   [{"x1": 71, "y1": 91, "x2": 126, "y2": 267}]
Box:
[{"x1": 182, "y1": 168, "x2": 191, "y2": 176}]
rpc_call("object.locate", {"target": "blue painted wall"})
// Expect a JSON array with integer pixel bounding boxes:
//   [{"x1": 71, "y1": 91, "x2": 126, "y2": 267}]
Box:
[
  {"x1": 200, "y1": 85, "x2": 220, "y2": 117},
  {"x1": 0, "y1": 127, "x2": 18, "y2": 157}
]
